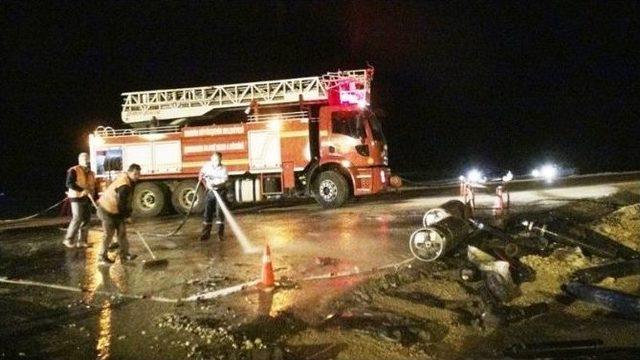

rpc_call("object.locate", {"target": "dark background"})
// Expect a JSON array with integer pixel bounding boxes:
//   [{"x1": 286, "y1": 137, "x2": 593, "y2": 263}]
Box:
[{"x1": 1, "y1": 1, "x2": 638, "y2": 210}]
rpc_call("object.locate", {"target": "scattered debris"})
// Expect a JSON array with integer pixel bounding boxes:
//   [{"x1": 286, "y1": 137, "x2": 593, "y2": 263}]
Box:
[
  {"x1": 571, "y1": 260, "x2": 640, "y2": 283},
  {"x1": 410, "y1": 216, "x2": 473, "y2": 262},
  {"x1": 481, "y1": 302, "x2": 549, "y2": 327},
  {"x1": 561, "y1": 281, "x2": 640, "y2": 320},
  {"x1": 314, "y1": 257, "x2": 340, "y2": 267},
  {"x1": 503, "y1": 339, "x2": 640, "y2": 358},
  {"x1": 422, "y1": 200, "x2": 468, "y2": 227},
  {"x1": 322, "y1": 309, "x2": 436, "y2": 346},
  {"x1": 523, "y1": 217, "x2": 640, "y2": 259},
  {"x1": 592, "y1": 203, "x2": 640, "y2": 251},
  {"x1": 467, "y1": 246, "x2": 520, "y2": 303}
]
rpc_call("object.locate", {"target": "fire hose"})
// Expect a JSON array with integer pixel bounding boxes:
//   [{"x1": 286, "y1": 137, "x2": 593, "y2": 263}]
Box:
[
  {"x1": 0, "y1": 198, "x2": 67, "y2": 224},
  {"x1": 144, "y1": 181, "x2": 203, "y2": 238}
]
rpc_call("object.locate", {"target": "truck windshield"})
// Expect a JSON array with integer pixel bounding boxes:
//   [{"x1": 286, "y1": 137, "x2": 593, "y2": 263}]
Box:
[
  {"x1": 369, "y1": 114, "x2": 386, "y2": 142},
  {"x1": 331, "y1": 111, "x2": 366, "y2": 139}
]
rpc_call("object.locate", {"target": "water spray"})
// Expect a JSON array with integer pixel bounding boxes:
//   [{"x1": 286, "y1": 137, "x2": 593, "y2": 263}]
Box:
[{"x1": 211, "y1": 189, "x2": 260, "y2": 254}]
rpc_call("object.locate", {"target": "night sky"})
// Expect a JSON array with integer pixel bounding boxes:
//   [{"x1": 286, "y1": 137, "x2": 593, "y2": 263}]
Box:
[{"x1": 2, "y1": 1, "x2": 639, "y2": 204}]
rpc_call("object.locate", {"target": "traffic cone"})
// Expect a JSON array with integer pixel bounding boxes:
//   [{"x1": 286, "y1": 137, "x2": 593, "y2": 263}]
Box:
[
  {"x1": 493, "y1": 186, "x2": 505, "y2": 217},
  {"x1": 261, "y1": 243, "x2": 275, "y2": 290}
]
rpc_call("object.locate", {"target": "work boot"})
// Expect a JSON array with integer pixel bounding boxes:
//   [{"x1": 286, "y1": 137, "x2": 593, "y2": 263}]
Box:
[
  {"x1": 216, "y1": 223, "x2": 225, "y2": 241},
  {"x1": 200, "y1": 223, "x2": 212, "y2": 242},
  {"x1": 99, "y1": 255, "x2": 114, "y2": 266},
  {"x1": 63, "y1": 239, "x2": 74, "y2": 249},
  {"x1": 122, "y1": 253, "x2": 138, "y2": 262}
]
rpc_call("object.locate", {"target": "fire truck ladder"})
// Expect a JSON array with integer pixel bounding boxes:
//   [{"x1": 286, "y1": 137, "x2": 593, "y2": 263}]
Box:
[{"x1": 121, "y1": 69, "x2": 372, "y2": 124}]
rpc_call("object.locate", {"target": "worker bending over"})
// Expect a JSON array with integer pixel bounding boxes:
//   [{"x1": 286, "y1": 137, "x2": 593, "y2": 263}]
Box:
[
  {"x1": 63, "y1": 152, "x2": 96, "y2": 248},
  {"x1": 199, "y1": 152, "x2": 229, "y2": 241},
  {"x1": 97, "y1": 164, "x2": 141, "y2": 265}
]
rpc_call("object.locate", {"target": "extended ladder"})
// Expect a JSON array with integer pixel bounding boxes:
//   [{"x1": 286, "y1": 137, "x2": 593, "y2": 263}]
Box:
[{"x1": 121, "y1": 68, "x2": 372, "y2": 124}]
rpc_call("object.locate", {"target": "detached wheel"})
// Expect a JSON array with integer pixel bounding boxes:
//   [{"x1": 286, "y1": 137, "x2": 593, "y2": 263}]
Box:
[
  {"x1": 313, "y1": 170, "x2": 349, "y2": 208},
  {"x1": 132, "y1": 182, "x2": 167, "y2": 217},
  {"x1": 171, "y1": 180, "x2": 205, "y2": 214}
]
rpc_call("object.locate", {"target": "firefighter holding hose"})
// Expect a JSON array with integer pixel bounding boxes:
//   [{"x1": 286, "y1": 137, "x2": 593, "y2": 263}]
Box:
[{"x1": 199, "y1": 152, "x2": 228, "y2": 242}]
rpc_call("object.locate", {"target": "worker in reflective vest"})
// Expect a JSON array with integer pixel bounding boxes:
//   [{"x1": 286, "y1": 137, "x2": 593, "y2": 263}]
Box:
[
  {"x1": 97, "y1": 164, "x2": 141, "y2": 265},
  {"x1": 63, "y1": 152, "x2": 96, "y2": 248},
  {"x1": 199, "y1": 152, "x2": 228, "y2": 241}
]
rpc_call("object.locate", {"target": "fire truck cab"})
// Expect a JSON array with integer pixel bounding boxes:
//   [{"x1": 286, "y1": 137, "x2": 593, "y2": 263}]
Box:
[{"x1": 89, "y1": 67, "x2": 393, "y2": 216}]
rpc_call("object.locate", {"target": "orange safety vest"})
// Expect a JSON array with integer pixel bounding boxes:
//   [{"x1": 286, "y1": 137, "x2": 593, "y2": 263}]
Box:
[
  {"x1": 98, "y1": 173, "x2": 132, "y2": 214},
  {"x1": 67, "y1": 165, "x2": 96, "y2": 198}
]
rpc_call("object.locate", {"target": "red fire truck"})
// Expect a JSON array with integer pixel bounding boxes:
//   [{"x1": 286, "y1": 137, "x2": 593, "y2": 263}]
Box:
[{"x1": 89, "y1": 67, "x2": 393, "y2": 217}]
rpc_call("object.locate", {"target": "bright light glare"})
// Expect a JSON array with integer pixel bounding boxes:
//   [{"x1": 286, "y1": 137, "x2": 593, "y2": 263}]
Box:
[
  {"x1": 357, "y1": 100, "x2": 368, "y2": 109},
  {"x1": 466, "y1": 169, "x2": 484, "y2": 183},
  {"x1": 532, "y1": 163, "x2": 558, "y2": 182},
  {"x1": 540, "y1": 164, "x2": 558, "y2": 182}
]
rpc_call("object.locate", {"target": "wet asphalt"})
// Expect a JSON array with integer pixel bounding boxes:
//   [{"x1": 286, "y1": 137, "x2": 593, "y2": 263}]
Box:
[{"x1": 1, "y1": 174, "x2": 638, "y2": 359}]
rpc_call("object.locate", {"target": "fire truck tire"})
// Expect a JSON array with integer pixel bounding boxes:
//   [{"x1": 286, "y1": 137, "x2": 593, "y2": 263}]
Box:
[
  {"x1": 171, "y1": 180, "x2": 205, "y2": 214},
  {"x1": 132, "y1": 182, "x2": 168, "y2": 217},
  {"x1": 313, "y1": 170, "x2": 349, "y2": 208}
]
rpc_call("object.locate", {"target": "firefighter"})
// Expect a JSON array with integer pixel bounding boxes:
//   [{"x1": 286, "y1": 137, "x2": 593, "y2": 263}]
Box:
[
  {"x1": 199, "y1": 152, "x2": 228, "y2": 241},
  {"x1": 63, "y1": 152, "x2": 96, "y2": 248},
  {"x1": 97, "y1": 163, "x2": 141, "y2": 265}
]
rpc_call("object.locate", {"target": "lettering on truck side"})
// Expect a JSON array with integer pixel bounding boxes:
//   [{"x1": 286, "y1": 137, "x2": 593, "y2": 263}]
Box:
[
  {"x1": 183, "y1": 141, "x2": 246, "y2": 154},
  {"x1": 183, "y1": 125, "x2": 245, "y2": 137}
]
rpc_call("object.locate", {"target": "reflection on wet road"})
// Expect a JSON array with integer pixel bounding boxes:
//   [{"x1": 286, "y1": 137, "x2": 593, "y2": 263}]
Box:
[
  {"x1": 0, "y1": 196, "x2": 423, "y2": 358},
  {"x1": 1, "y1": 179, "x2": 638, "y2": 358}
]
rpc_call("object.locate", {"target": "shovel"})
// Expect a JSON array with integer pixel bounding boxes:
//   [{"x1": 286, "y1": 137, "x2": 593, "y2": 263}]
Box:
[{"x1": 134, "y1": 229, "x2": 169, "y2": 270}]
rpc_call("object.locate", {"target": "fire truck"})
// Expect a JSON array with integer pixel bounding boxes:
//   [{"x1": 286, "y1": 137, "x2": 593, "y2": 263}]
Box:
[{"x1": 88, "y1": 67, "x2": 393, "y2": 217}]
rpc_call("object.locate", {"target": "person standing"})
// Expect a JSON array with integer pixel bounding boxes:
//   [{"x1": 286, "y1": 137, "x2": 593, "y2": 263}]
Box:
[
  {"x1": 97, "y1": 164, "x2": 141, "y2": 265},
  {"x1": 63, "y1": 152, "x2": 96, "y2": 248},
  {"x1": 199, "y1": 152, "x2": 228, "y2": 241}
]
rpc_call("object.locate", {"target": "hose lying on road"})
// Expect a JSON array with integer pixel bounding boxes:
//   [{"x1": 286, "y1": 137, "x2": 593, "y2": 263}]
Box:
[
  {"x1": 1, "y1": 256, "x2": 416, "y2": 304},
  {"x1": 144, "y1": 182, "x2": 202, "y2": 238},
  {"x1": 0, "y1": 276, "x2": 179, "y2": 303},
  {"x1": 0, "y1": 198, "x2": 67, "y2": 224}
]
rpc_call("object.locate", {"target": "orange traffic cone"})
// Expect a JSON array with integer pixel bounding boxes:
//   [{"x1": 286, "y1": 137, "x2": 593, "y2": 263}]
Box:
[
  {"x1": 493, "y1": 186, "x2": 505, "y2": 217},
  {"x1": 261, "y1": 243, "x2": 275, "y2": 290}
]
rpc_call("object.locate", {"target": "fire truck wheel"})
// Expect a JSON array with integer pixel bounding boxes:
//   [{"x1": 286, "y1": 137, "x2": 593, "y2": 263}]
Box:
[
  {"x1": 132, "y1": 182, "x2": 168, "y2": 217},
  {"x1": 313, "y1": 170, "x2": 349, "y2": 208},
  {"x1": 171, "y1": 180, "x2": 205, "y2": 214}
]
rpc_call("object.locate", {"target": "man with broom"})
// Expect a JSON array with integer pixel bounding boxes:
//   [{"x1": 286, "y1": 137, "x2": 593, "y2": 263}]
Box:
[{"x1": 97, "y1": 164, "x2": 142, "y2": 266}]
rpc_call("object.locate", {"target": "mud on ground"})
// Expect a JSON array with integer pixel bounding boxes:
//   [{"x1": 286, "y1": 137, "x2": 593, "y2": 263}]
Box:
[{"x1": 156, "y1": 192, "x2": 640, "y2": 360}]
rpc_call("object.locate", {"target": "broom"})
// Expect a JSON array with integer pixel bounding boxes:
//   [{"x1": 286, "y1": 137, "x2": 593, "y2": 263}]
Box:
[
  {"x1": 133, "y1": 229, "x2": 169, "y2": 269},
  {"x1": 88, "y1": 194, "x2": 168, "y2": 269}
]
